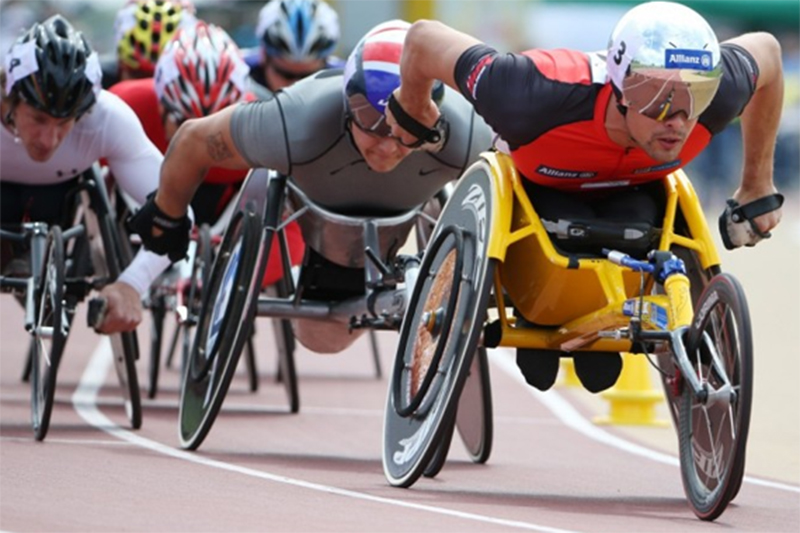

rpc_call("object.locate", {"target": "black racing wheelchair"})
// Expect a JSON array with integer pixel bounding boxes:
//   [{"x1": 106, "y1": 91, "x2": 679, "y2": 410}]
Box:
[
  {"x1": 176, "y1": 167, "x2": 493, "y2": 469},
  {"x1": 1, "y1": 165, "x2": 141, "y2": 440}
]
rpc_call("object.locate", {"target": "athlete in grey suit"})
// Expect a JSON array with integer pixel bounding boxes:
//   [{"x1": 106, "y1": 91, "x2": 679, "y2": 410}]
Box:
[{"x1": 129, "y1": 20, "x2": 493, "y2": 351}]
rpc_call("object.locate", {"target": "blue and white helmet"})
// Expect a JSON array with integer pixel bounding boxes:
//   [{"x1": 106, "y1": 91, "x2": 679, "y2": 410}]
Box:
[
  {"x1": 256, "y1": 0, "x2": 339, "y2": 62},
  {"x1": 606, "y1": 1, "x2": 722, "y2": 121}
]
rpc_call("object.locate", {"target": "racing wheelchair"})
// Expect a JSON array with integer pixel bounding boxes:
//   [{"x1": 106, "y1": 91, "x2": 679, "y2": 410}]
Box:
[
  {"x1": 382, "y1": 151, "x2": 752, "y2": 521},
  {"x1": 177, "y1": 168, "x2": 493, "y2": 462},
  {"x1": 0, "y1": 165, "x2": 142, "y2": 441},
  {"x1": 142, "y1": 190, "x2": 383, "y2": 402}
]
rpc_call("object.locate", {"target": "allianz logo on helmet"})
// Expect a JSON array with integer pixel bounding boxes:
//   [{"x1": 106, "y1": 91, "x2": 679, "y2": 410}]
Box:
[{"x1": 664, "y1": 49, "x2": 714, "y2": 71}]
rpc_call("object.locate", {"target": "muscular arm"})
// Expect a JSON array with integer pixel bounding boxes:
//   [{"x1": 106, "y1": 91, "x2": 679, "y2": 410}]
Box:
[
  {"x1": 725, "y1": 32, "x2": 784, "y2": 232},
  {"x1": 388, "y1": 20, "x2": 482, "y2": 143},
  {"x1": 154, "y1": 104, "x2": 250, "y2": 217}
]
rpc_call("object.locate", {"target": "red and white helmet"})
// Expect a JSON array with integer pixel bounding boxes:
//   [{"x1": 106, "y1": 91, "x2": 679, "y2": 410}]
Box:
[{"x1": 154, "y1": 21, "x2": 249, "y2": 121}]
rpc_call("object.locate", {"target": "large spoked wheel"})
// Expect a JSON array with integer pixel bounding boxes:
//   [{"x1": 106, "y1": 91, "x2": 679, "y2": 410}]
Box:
[
  {"x1": 679, "y1": 273, "x2": 752, "y2": 521},
  {"x1": 178, "y1": 209, "x2": 266, "y2": 450},
  {"x1": 383, "y1": 166, "x2": 494, "y2": 488},
  {"x1": 30, "y1": 226, "x2": 68, "y2": 441}
]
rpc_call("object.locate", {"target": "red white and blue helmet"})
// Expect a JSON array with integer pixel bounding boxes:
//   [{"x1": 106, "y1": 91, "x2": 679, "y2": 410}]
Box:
[{"x1": 343, "y1": 20, "x2": 443, "y2": 136}]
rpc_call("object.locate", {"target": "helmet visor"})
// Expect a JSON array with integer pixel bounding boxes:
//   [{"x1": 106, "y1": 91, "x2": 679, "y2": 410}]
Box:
[
  {"x1": 347, "y1": 93, "x2": 392, "y2": 137},
  {"x1": 622, "y1": 70, "x2": 721, "y2": 121}
]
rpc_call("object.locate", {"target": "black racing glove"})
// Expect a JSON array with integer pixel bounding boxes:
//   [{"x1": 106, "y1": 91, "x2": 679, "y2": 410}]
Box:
[
  {"x1": 126, "y1": 191, "x2": 191, "y2": 262},
  {"x1": 718, "y1": 193, "x2": 784, "y2": 250}
]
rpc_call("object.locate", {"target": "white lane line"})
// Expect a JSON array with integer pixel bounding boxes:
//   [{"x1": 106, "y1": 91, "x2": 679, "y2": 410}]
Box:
[
  {"x1": 71, "y1": 338, "x2": 583, "y2": 533},
  {"x1": 0, "y1": 436, "x2": 134, "y2": 446},
  {"x1": 490, "y1": 348, "x2": 800, "y2": 494}
]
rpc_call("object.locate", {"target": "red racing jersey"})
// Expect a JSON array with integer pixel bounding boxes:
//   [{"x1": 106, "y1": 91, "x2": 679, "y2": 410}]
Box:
[{"x1": 454, "y1": 44, "x2": 759, "y2": 190}]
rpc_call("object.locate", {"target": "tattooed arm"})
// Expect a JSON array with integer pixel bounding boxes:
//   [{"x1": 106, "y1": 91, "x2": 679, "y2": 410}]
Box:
[{"x1": 154, "y1": 104, "x2": 249, "y2": 218}]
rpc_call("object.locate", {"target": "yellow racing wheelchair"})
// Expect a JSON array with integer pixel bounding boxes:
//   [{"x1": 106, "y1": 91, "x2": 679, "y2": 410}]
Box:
[{"x1": 382, "y1": 152, "x2": 752, "y2": 521}]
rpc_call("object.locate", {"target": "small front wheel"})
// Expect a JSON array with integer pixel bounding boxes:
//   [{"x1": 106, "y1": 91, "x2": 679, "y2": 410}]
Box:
[
  {"x1": 31, "y1": 226, "x2": 68, "y2": 441},
  {"x1": 679, "y1": 273, "x2": 752, "y2": 521}
]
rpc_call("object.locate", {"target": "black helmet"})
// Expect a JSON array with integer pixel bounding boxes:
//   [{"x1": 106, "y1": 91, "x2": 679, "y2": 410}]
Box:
[{"x1": 6, "y1": 15, "x2": 99, "y2": 118}]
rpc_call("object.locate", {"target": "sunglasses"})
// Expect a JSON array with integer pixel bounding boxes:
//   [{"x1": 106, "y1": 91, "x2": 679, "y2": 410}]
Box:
[
  {"x1": 347, "y1": 93, "x2": 393, "y2": 137},
  {"x1": 623, "y1": 72, "x2": 721, "y2": 122},
  {"x1": 268, "y1": 62, "x2": 318, "y2": 82}
]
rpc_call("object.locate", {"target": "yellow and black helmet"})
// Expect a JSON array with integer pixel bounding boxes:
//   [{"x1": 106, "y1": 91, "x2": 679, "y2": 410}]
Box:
[{"x1": 115, "y1": 0, "x2": 195, "y2": 76}]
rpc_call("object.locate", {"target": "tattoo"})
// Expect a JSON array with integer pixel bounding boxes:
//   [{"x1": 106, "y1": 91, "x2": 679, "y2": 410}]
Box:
[
  {"x1": 206, "y1": 132, "x2": 233, "y2": 162},
  {"x1": 164, "y1": 126, "x2": 183, "y2": 161}
]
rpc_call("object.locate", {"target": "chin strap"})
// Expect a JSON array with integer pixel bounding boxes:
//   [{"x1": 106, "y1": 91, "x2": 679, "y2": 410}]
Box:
[
  {"x1": 386, "y1": 93, "x2": 447, "y2": 152},
  {"x1": 718, "y1": 193, "x2": 784, "y2": 250}
]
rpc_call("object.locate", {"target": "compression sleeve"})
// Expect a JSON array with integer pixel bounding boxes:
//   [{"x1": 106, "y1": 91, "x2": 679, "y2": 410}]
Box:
[{"x1": 117, "y1": 249, "x2": 172, "y2": 296}]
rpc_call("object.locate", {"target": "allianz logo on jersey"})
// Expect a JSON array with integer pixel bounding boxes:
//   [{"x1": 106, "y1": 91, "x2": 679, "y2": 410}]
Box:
[{"x1": 665, "y1": 49, "x2": 713, "y2": 71}]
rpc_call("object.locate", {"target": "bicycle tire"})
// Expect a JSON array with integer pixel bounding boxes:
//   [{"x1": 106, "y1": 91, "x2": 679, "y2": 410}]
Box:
[
  {"x1": 30, "y1": 226, "x2": 67, "y2": 441},
  {"x1": 383, "y1": 165, "x2": 495, "y2": 489},
  {"x1": 679, "y1": 273, "x2": 752, "y2": 521},
  {"x1": 178, "y1": 209, "x2": 265, "y2": 450}
]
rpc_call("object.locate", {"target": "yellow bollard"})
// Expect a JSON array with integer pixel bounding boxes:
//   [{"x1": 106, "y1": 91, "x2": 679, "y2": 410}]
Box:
[
  {"x1": 593, "y1": 352, "x2": 668, "y2": 426},
  {"x1": 557, "y1": 358, "x2": 581, "y2": 387}
]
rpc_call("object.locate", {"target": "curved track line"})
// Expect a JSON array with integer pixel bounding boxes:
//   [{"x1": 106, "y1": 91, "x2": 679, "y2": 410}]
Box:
[
  {"x1": 491, "y1": 348, "x2": 800, "y2": 494},
  {"x1": 71, "y1": 338, "x2": 583, "y2": 533}
]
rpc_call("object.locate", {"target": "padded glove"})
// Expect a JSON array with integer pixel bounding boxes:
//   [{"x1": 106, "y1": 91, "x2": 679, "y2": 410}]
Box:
[
  {"x1": 718, "y1": 193, "x2": 784, "y2": 250},
  {"x1": 126, "y1": 191, "x2": 191, "y2": 262}
]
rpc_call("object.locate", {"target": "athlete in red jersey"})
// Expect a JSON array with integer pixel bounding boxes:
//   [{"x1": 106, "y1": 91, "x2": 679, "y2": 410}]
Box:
[
  {"x1": 386, "y1": 1, "x2": 785, "y2": 392},
  {"x1": 110, "y1": 20, "x2": 304, "y2": 284}
]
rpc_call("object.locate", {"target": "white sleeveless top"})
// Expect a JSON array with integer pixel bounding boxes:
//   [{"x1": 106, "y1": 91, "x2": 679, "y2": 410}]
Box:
[{"x1": 0, "y1": 90, "x2": 171, "y2": 295}]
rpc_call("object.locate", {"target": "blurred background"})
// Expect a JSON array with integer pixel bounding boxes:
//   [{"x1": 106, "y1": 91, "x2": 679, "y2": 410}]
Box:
[{"x1": 1, "y1": 0, "x2": 797, "y2": 203}]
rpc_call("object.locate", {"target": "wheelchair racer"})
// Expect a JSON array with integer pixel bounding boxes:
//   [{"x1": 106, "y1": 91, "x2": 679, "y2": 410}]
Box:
[
  {"x1": 128, "y1": 20, "x2": 493, "y2": 353},
  {"x1": 110, "y1": 20, "x2": 305, "y2": 284},
  {"x1": 244, "y1": 0, "x2": 342, "y2": 97},
  {"x1": 1, "y1": 14, "x2": 172, "y2": 334},
  {"x1": 385, "y1": 1, "x2": 785, "y2": 393}
]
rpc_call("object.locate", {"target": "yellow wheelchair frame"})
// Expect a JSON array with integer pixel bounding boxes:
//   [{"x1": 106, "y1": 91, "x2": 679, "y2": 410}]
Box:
[
  {"x1": 383, "y1": 152, "x2": 752, "y2": 522},
  {"x1": 484, "y1": 151, "x2": 714, "y2": 351}
]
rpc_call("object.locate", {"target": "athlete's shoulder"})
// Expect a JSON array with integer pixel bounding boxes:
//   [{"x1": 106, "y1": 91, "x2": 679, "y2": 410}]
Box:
[{"x1": 520, "y1": 48, "x2": 605, "y2": 85}]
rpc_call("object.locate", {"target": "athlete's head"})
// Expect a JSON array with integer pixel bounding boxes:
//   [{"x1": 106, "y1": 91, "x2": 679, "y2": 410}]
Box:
[
  {"x1": 255, "y1": 0, "x2": 340, "y2": 90},
  {"x1": 607, "y1": 1, "x2": 721, "y2": 160},
  {"x1": 155, "y1": 21, "x2": 249, "y2": 141},
  {"x1": 607, "y1": 1, "x2": 721, "y2": 121},
  {"x1": 343, "y1": 20, "x2": 444, "y2": 172},
  {"x1": 343, "y1": 20, "x2": 443, "y2": 133},
  {"x1": 2, "y1": 14, "x2": 102, "y2": 161},
  {"x1": 115, "y1": 0, "x2": 196, "y2": 79}
]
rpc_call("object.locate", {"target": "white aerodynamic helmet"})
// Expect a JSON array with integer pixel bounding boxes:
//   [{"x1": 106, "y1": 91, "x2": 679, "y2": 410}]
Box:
[{"x1": 606, "y1": 1, "x2": 722, "y2": 121}]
